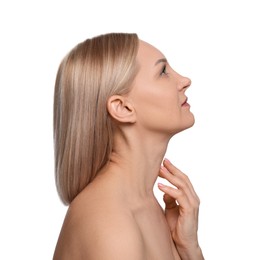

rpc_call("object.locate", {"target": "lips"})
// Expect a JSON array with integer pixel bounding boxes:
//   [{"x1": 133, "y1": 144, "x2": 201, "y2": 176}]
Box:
[{"x1": 181, "y1": 97, "x2": 188, "y2": 106}]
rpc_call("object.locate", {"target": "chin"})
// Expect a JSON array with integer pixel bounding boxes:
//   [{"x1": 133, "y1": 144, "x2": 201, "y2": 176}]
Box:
[
  {"x1": 186, "y1": 113, "x2": 195, "y2": 128},
  {"x1": 172, "y1": 114, "x2": 195, "y2": 135},
  {"x1": 184, "y1": 113, "x2": 195, "y2": 129}
]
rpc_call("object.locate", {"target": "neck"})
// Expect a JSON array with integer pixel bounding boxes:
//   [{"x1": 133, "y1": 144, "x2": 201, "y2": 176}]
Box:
[{"x1": 104, "y1": 127, "x2": 171, "y2": 201}]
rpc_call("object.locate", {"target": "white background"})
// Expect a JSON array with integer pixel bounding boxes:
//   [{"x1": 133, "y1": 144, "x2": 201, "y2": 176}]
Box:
[{"x1": 0, "y1": 0, "x2": 253, "y2": 259}]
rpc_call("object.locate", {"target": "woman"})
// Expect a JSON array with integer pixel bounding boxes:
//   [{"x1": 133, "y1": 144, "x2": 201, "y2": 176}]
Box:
[{"x1": 53, "y1": 33, "x2": 204, "y2": 259}]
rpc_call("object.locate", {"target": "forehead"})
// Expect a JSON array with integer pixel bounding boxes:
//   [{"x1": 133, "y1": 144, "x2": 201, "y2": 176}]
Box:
[{"x1": 137, "y1": 40, "x2": 165, "y2": 66}]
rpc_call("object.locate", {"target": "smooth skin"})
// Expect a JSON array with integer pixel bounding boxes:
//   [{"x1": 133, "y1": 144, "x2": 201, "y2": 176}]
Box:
[{"x1": 53, "y1": 40, "x2": 204, "y2": 260}]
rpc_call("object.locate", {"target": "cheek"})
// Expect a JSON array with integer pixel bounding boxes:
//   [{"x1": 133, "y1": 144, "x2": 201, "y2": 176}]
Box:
[
  {"x1": 133, "y1": 88, "x2": 181, "y2": 128},
  {"x1": 145, "y1": 88, "x2": 179, "y2": 114}
]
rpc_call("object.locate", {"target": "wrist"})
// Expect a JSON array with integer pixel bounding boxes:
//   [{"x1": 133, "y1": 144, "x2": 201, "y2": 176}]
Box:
[{"x1": 176, "y1": 244, "x2": 204, "y2": 260}]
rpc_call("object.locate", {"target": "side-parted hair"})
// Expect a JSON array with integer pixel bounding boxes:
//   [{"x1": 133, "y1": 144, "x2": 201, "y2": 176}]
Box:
[{"x1": 54, "y1": 33, "x2": 139, "y2": 205}]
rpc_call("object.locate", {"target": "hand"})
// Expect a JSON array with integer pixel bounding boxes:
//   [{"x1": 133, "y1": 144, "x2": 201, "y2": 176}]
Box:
[{"x1": 158, "y1": 159, "x2": 204, "y2": 260}]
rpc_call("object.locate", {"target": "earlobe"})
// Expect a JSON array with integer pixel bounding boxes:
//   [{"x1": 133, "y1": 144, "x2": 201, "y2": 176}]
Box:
[{"x1": 107, "y1": 95, "x2": 136, "y2": 124}]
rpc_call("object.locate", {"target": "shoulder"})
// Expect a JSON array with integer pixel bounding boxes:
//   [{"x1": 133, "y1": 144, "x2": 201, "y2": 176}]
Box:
[
  {"x1": 82, "y1": 209, "x2": 145, "y2": 259},
  {"x1": 54, "y1": 185, "x2": 145, "y2": 260}
]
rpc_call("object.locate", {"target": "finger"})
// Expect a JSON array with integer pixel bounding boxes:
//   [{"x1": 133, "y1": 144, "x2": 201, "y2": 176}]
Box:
[
  {"x1": 159, "y1": 166, "x2": 200, "y2": 208},
  {"x1": 163, "y1": 159, "x2": 200, "y2": 202},
  {"x1": 163, "y1": 159, "x2": 189, "y2": 181},
  {"x1": 160, "y1": 166, "x2": 194, "y2": 199},
  {"x1": 163, "y1": 193, "x2": 178, "y2": 209},
  {"x1": 158, "y1": 183, "x2": 190, "y2": 209},
  {"x1": 158, "y1": 169, "x2": 164, "y2": 178}
]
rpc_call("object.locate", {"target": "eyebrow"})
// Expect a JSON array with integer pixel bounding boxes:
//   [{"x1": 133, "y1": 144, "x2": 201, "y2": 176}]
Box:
[{"x1": 154, "y1": 58, "x2": 167, "y2": 66}]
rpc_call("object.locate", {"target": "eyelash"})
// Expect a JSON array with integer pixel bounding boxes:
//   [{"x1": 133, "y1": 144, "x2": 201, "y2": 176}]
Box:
[{"x1": 160, "y1": 65, "x2": 169, "y2": 76}]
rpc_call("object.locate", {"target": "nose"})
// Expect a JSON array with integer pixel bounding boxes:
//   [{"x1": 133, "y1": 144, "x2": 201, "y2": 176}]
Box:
[{"x1": 178, "y1": 75, "x2": 191, "y2": 91}]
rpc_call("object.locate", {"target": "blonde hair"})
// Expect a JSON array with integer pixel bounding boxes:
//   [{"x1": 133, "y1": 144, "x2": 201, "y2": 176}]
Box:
[{"x1": 54, "y1": 33, "x2": 139, "y2": 205}]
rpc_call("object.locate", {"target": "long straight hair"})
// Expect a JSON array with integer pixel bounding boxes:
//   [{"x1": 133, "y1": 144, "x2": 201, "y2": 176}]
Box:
[{"x1": 54, "y1": 33, "x2": 139, "y2": 205}]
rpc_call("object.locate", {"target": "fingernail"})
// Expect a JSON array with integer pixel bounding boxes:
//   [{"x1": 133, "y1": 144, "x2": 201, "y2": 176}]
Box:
[
  {"x1": 158, "y1": 183, "x2": 165, "y2": 188},
  {"x1": 164, "y1": 158, "x2": 171, "y2": 164}
]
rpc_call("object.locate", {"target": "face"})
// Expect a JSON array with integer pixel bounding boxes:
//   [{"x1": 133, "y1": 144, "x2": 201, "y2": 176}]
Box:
[{"x1": 127, "y1": 40, "x2": 195, "y2": 136}]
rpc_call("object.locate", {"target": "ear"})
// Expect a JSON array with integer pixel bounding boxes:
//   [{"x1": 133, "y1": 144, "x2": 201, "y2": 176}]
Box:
[{"x1": 107, "y1": 95, "x2": 136, "y2": 124}]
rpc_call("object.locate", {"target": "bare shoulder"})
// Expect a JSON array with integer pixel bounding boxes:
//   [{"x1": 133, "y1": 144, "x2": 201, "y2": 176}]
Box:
[{"x1": 53, "y1": 183, "x2": 145, "y2": 260}]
